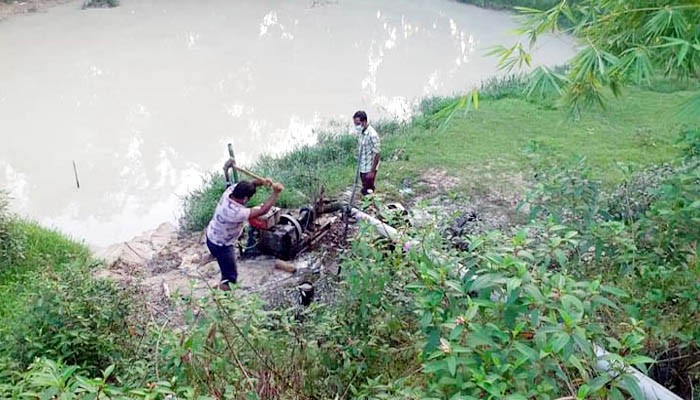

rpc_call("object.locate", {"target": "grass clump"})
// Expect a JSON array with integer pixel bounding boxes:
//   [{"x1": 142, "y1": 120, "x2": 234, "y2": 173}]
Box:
[{"x1": 0, "y1": 193, "x2": 142, "y2": 379}]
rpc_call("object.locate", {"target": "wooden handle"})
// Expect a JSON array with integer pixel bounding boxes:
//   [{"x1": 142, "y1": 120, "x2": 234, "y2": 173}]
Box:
[{"x1": 232, "y1": 165, "x2": 266, "y2": 182}]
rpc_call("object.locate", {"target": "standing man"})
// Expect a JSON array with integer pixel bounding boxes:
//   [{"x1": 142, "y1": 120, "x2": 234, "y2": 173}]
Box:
[
  {"x1": 353, "y1": 110, "x2": 381, "y2": 195},
  {"x1": 206, "y1": 159, "x2": 283, "y2": 291}
]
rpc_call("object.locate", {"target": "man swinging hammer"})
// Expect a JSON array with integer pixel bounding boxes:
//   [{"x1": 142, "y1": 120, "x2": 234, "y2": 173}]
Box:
[{"x1": 205, "y1": 158, "x2": 284, "y2": 291}]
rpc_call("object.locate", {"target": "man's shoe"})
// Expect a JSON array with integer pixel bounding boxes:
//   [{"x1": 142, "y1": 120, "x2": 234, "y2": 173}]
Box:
[{"x1": 218, "y1": 281, "x2": 232, "y2": 291}]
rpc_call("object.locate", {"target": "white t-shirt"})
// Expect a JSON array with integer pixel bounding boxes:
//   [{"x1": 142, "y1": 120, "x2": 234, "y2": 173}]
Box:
[{"x1": 206, "y1": 185, "x2": 251, "y2": 246}]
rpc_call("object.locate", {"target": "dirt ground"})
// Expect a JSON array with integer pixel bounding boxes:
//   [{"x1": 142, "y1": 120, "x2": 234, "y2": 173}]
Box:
[{"x1": 93, "y1": 169, "x2": 522, "y2": 326}]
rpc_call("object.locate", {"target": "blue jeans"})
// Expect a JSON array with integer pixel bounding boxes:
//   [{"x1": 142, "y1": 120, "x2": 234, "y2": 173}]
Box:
[{"x1": 206, "y1": 236, "x2": 238, "y2": 284}]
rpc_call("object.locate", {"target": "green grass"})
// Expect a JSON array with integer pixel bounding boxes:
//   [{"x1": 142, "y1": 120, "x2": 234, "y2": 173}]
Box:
[
  {"x1": 0, "y1": 218, "x2": 137, "y2": 376},
  {"x1": 0, "y1": 221, "x2": 90, "y2": 323},
  {"x1": 385, "y1": 87, "x2": 700, "y2": 187}
]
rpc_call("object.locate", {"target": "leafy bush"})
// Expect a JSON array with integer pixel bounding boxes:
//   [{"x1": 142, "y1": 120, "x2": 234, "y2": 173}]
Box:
[
  {"x1": 406, "y1": 224, "x2": 652, "y2": 399},
  {"x1": 1, "y1": 262, "x2": 138, "y2": 375},
  {"x1": 605, "y1": 163, "x2": 676, "y2": 222},
  {"x1": 522, "y1": 156, "x2": 603, "y2": 231},
  {"x1": 0, "y1": 211, "x2": 141, "y2": 380},
  {"x1": 148, "y1": 216, "x2": 656, "y2": 399},
  {"x1": 0, "y1": 358, "x2": 175, "y2": 399},
  {"x1": 520, "y1": 131, "x2": 700, "y2": 394},
  {"x1": 0, "y1": 202, "x2": 678, "y2": 398}
]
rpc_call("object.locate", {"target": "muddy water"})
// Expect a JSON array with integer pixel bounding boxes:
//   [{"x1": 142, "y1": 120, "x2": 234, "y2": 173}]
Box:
[{"x1": 0, "y1": 0, "x2": 574, "y2": 246}]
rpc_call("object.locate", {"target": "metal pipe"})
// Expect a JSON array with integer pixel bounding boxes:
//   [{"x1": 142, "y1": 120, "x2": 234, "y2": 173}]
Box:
[
  {"x1": 349, "y1": 208, "x2": 398, "y2": 240},
  {"x1": 593, "y1": 345, "x2": 681, "y2": 400}
]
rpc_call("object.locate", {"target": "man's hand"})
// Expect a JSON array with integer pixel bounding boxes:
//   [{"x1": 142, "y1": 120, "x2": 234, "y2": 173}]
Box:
[
  {"x1": 252, "y1": 178, "x2": 273, "y2": 187},
  {"x1": 223, "y1": 158, "x2": 236, "y2": 170},
  {"x1": 223, "y1": 158, "x2": 236, "y2": 184},
  {"x1": 249, "y1": 182, "x2": 284, "y2": 218}
]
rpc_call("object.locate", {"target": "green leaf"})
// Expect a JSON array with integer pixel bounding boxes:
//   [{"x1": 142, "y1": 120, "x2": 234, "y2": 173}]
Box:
[
  {"x1": 600, "y1": 285, "x2": 627, "y2": 298},
  {"x1": 447, "y1": 355, "x2": 457, "y2": 376},
  {"x1": 588, "y1": 374, "x2": 612, "y2": 391},
  {"x1": 513, "y1": 341, "x2": 538, "y2": 361},
  {"x1": 551, "y1": 332, "x2": 571, "y2": 353},
  {"x1": 620, "y1": 375, "x2": 645, "y2": 400},
  {"x1": 592, "y1": 295, "x2": 619, "y2": 310},
  {"x1": 102, "y1": 365, "x2": 115, "y2": 379},
  {"x1": 577, "y1": 384, "x2": 590, "y2": 399},
  {"x1": 626, "y1": 355, "x2": 656, "y2": 367}
]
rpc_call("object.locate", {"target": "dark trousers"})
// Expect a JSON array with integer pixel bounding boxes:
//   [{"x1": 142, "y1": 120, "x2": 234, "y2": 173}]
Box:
[
  {"x1": 206, "y1": 236, "x2": 238, "y2": 284},
  {"x1": 360, "y1": 172, "x2": 376, "y2": 195}
]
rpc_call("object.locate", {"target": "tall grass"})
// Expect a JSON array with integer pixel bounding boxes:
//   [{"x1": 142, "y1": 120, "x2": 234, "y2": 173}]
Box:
[{"x1": 0, "y1": 200, "x2": 137, "y2": 376}]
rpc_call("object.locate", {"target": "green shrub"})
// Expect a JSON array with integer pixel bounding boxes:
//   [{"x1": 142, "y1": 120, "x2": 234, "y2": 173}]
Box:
[
  {"x1": 404, "y1": 223, "x2": 651, "y2": 399},
  {"x1": 1, "y1": 262, "x2": 137, "y2": 375},
  {"x1": 522, "y1": 156, "x2": 603, "y2": 231},
  {"x1": 0, "y1": 216, "x2": 140, "y2": 378},
  {"x1": 520, "y1": 133, "x2": 699, "y2": 393}
]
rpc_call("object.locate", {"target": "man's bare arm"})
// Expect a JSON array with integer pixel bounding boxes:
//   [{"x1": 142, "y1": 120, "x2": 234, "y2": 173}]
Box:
[
  {"x1": 249, "y1": 183, "x2": 284, "y2": 219},
  {"x1": 371, "y1": 153, "x2": 380, "y2": 172},
  {"x1": 251, "y1": 178, "x2": 273, "y2": 187}
]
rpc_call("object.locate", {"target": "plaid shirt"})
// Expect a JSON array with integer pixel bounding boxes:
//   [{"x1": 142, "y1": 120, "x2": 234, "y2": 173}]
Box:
[{"x1": 358, "y1": 125, "x2": 380, "y2": 173}]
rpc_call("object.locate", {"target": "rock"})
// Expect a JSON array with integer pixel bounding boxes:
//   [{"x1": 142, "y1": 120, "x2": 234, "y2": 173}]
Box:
[{"x1": 95, "y1": 222, "x2": 178, "y2": 268}]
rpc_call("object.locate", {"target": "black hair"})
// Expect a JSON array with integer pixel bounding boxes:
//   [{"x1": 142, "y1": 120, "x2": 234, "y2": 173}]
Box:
[
  {"x1": 231, "y1": 180, "x2": 256, "y2": 200},
  {"x1": 353, "y1": 110, "x2": 368, "y2": 122}
]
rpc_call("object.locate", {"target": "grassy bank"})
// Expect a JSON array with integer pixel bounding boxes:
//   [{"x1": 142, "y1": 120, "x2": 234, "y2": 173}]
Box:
[
  {"x1": 181, "y1": 79, "x2": 700, "y2": 231},
  {"x1": 0, "y1": 198, "x2": 141, "y2": 380}
]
